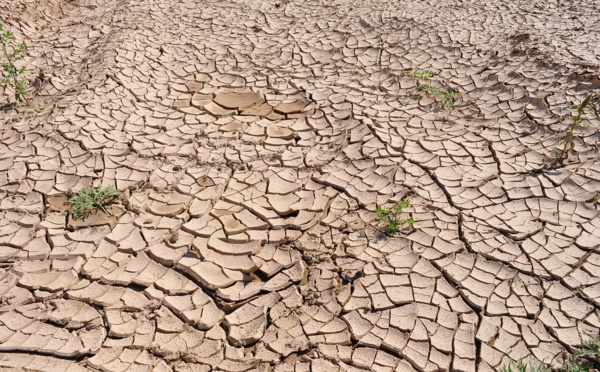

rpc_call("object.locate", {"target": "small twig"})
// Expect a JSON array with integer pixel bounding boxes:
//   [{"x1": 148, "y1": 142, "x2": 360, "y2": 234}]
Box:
[{"x1": 97, "y1": 203, "x2": 110, "y2": 215}]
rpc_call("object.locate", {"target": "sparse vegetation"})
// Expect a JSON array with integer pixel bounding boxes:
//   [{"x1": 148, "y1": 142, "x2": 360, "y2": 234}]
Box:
[
  {"x1": 0, "y1": 24, "x2": 28, "y2": 104},
  {"x1": 500, "y1": 359, "x2": 549, "y2": 372},
  {"x1": 409, "y1": 69, "x2": 436, "y2": 82},
  {"x1": 557, "y1": 94, "x2": 595, "y2": 164},
  {"x1": 67, "y1": 184, "x2": 122, "y2": 221},
  {"x1": 421, "y1": 84, "x2": 459, "y2": 108},
  {"x1": 499, "y1": 339, "x2": 600, "y2": 372},
  {"x1": 409, "y1": 69, "x2": 459, "y2": 109},
  {"x1": 559, "y1": 338, "x2": 600, "y2": 372},
  {"x1": 375, "y1": 199, "x2": 414, "y2": 235}
]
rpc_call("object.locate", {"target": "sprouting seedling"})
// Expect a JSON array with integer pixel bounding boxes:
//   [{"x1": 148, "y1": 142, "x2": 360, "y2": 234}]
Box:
[
  {"x1": 557, "y1": 94, "x2": 595, "y2": 164},
  {"x1": 67, "y1": 184, "x2": 122, "y2": 221},
  {"x1": 0, "y1": 24, "x2": 28, "y2": 104},
  {"x1": 409, "y1": 70, "x2": 458, "y2": 109},
  {"x1": 375, "y1": 198, "x2": 414, "y2": 236},
  {"x1": 409, "y1": 70, "x2": 437, "y2": 82},
  {"x1": 421, "y1": 85, "x2": 459, "y2": 108}
]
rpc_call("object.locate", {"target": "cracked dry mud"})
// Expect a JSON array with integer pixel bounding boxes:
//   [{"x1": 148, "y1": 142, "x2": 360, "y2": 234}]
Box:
[{"x1": 1, "y1": 0, "x2": 600, "y2": 371}]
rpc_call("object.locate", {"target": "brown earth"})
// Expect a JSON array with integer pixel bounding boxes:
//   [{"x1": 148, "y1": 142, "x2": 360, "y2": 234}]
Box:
[{"x1": 0, "y1": 0, "x2": 599, "y2": 371}]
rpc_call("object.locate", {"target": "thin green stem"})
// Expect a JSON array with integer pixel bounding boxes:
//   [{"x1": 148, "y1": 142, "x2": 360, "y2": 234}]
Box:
[
  {"x1": 559, "y1": 94, "x2": 593, "y2": 163},
  {"x1": 1, "y1": 27, "x2": 28, "y2": 104}
]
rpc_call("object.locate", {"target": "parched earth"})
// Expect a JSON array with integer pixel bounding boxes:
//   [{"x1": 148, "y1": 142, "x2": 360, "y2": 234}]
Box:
[{"x1": 1, "y1": 0, "x2": 600, "y2": 370}]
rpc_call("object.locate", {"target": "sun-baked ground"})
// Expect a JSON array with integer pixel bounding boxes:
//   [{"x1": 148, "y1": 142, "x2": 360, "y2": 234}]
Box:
[{"x1": 0, "y1": 0, "x2": 599, "y2": 371}]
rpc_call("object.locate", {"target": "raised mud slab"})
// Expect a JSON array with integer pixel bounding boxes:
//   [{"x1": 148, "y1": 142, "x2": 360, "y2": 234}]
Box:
[{"x1": 0, "y1": 0, "x2": 599, "y2": 371}]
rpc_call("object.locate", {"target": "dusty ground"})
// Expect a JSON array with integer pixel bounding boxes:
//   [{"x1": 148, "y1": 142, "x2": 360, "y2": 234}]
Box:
[{"x1": 1, "y1": 0, "x2": 600, "y2": 371}]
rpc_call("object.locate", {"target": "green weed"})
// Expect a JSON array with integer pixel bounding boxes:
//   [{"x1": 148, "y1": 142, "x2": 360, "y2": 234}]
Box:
[
  {"x1": 0, "y1": 24, "x2": 28, "y2": 104},
  {"x1": 420, "y1": 84, "x2": 459, "y2": 108},
  {"x1": 557, "y1": 94, "x2": 595, "y2": 164},
  {"x1": 409, "y1": 70, "x2": 436, "y2": 81},
  {"x1": 576, "y1": 338, "x2": 600, "y2": 357},
  {"x1": 559, "y1": 338, "x2": 600, "y2": 372},
  {"x1": 500, "y1": 339, "x2": 600, "y2": 372},
  {"x1": 500, "y1": 359, "x2": 549, "y2": 372},
  {"x1": 409, "y1": 70, "x2": 458, "y2": 109},
  {"x1": 375, "y1": 199, "x2": 414, "y2": 235},
  {"x1": 67, "y1": 184, "x2": 122, "y2": 221},
  {"x1": 560, "y1": 365, "x2": 588, "y2": 372}
]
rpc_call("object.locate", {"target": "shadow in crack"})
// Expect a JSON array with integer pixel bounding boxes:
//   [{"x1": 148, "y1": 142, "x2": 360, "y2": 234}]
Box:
[{"x1": 0, "y1": 102, "x2": 16, "y2": 112}]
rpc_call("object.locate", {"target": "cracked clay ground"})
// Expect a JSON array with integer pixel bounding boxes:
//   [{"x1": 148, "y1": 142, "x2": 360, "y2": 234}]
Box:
[{"x1": 1, "y1": 0, "x2": 600, "y2": 371}]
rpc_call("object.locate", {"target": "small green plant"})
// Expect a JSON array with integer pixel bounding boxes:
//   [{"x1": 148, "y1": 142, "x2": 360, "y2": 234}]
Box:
[
  {"x1": 421, "y1": 84, "x2": 459, "y2": 108},
  {"x1": 409, "y1": 70, "x2": 458, "y2": 109},
  {"x1": 67, "y1": 184, "x2": 122, "y2": 220},
  {"x1": 560, "y1": 364, "x2": 588, "y2": 372},
  {"x1": 500, "y1": 359, "x2": 549, "y2": 372},
  {"x1": 577, "y1": 338, "x2": 600, "y2": 357},
  {"x1": 560, "y1": 338, "x2": 600, "y2": 372},
  {"x1": 375, "y1": 199, "x2": 414, "y2": 235},
  {"x1": 0, "y1": 24, "x2": 28, "y2": 104},
  {"x1": 557, "y1": 94, "x2": 595, "y2": 164},
  {"x1": 500, "y1": 339, "x2": 600, "y2": 372},
  {"x1": 409, "y1": 70, "x2": 436, "y2": 81}
]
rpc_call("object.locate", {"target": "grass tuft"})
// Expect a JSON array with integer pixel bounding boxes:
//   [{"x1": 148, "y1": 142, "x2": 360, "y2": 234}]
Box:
[
  {"x1": 67, "y1": 184, "x2": 121, "y2": 221},
  {"x1": 500, "y1": 359, "x2": 549, "y2": 372},
  {"x1": 500, "y1": 338, "x2": 600, "y2": 372},
  {"x1": 560, "y1": 338, "x2": 600, "y2": 372}
]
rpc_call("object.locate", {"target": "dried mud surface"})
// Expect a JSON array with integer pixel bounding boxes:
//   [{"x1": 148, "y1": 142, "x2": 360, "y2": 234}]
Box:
[{"x1": 1, "y1": 0, "x2": 600, "y2": 371}]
